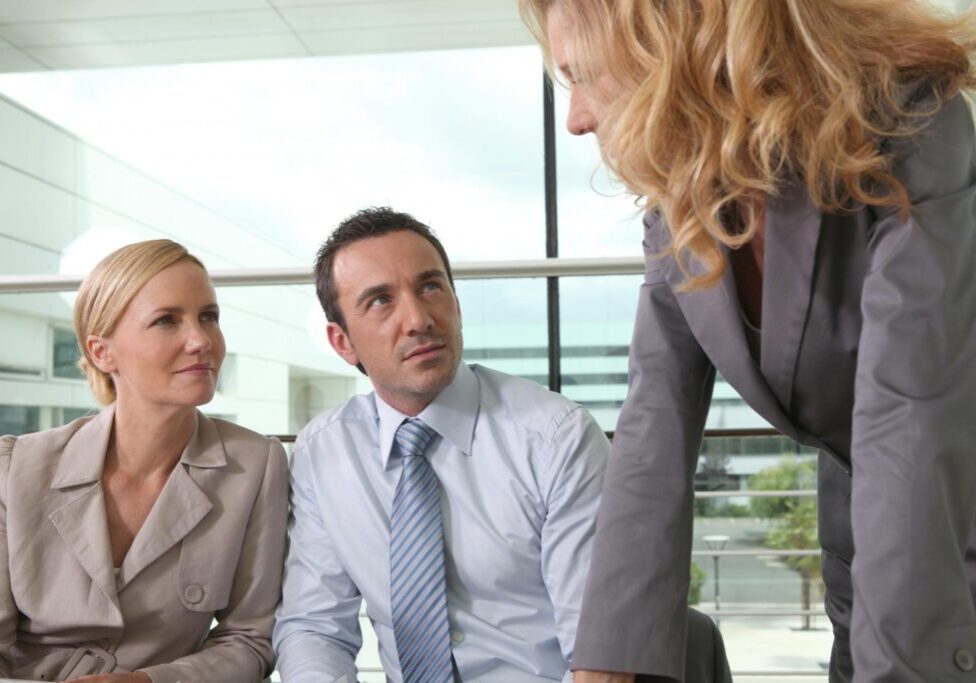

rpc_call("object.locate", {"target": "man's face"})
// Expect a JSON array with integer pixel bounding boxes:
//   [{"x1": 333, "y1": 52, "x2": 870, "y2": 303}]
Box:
[{"x1": 326, "y1": 230, "x2": 463, "y2": 416}]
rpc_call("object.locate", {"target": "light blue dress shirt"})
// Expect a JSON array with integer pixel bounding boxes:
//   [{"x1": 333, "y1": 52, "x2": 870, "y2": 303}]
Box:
[{"x1": 273, "y1": 363, "x2": 609, "y2": 683}]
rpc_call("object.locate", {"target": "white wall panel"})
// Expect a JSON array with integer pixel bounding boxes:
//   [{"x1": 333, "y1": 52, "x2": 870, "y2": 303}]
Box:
[
  {"x1": 0, "y1": 96, "x2": 77, "y2": 189},
  {"x1": 0, "y1": 164, "x2": 75, "y2": 250}
]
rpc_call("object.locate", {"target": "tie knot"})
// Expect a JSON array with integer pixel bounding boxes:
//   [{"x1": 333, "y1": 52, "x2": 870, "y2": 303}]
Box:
[{"x1": 395, "y1": 418, "x2": 437, "y2": 458}]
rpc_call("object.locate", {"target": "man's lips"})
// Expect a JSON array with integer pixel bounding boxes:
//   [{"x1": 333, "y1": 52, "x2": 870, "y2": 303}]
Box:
[{"x1": 403, "y1": 343, "x2": 445, "y2": 361}]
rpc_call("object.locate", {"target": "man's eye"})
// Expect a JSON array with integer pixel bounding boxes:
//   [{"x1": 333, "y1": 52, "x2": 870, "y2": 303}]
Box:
[
  {"x1": 421, "y1": 281, "x2": 443, "y2": 292},
  {"x1": 201, "y1": 310, "x2": 220, "y2": 323},
  {"x1": 368, "y1": 295, "x2": 391, "y2": 308}
]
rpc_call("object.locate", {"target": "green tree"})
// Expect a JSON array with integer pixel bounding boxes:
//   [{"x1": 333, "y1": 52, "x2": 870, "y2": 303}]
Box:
[
  {"x1": 688, "y1": 561, "x2": 706, "y2": 605},
  {"x1": 749, "y1": 457, "x2": 822, "y2": 629}
]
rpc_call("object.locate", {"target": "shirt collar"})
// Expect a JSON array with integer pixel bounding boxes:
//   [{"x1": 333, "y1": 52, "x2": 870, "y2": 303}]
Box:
[{"x1": 376, "y1": 362, "x2": 480, "y2": 470}]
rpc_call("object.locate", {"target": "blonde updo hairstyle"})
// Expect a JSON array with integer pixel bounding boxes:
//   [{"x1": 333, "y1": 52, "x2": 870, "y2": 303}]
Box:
[
  {"x1": 73, "y1": 239, "x2": 207, "y2": 405},
  {"x1": 521, "y1": 0, "x2": 976, "y2": 289}
]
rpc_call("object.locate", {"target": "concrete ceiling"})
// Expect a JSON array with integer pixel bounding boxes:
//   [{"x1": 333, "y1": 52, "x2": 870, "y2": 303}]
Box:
[{"x1": 0, "y1": 0, "x2": 533, "y2": 72}]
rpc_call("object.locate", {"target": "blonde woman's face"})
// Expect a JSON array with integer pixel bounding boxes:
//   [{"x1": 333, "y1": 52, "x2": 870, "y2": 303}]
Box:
[
  {"x1": 89, "y1": 261, "x2": 225, "y2": 411},
  {"x1": 547, "y1": 5, "x2": 611, "y2": 138}
]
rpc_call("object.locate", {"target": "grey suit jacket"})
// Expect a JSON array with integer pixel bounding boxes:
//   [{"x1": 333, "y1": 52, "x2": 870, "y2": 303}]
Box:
[
  {"x1": 0, "y1": 406, "x2": 289, "y2": 682},
  {"x1": 573, "y1": 92, "x2": 976, "y2": 681}
]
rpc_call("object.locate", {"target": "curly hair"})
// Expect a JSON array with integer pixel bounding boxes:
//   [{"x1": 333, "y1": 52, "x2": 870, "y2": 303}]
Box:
[{"x1": 521, "y1": 0, "x2": 976, "y2": 288}]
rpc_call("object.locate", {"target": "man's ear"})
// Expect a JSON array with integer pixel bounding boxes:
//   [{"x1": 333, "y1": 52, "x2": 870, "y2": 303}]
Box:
[
  {"x1": 326, "y1": 322, "x2": 361, "y2": 368},
  {"x1": 86, "y1": 335, "x2": 116, "y2": 373}
]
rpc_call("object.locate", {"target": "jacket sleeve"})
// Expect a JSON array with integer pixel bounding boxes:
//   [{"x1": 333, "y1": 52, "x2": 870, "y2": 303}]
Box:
[
  {"x1": 850, "y1": 92, "x2": 976, "y2": 680},
  {"x1": 572, "y1": 213, "x2": 715, "y2": 679},
  {"x1": 141, "y1": 438, "x2": 290, "y2": 683},
  {"x1": 0, "y1": 436, "x2": 16, "y2": 677}
]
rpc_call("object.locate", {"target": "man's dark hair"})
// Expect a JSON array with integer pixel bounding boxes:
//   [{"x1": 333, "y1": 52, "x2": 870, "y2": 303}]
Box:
[{"x1": 314, "y1": 207, "x2": 455, "y2": 329}]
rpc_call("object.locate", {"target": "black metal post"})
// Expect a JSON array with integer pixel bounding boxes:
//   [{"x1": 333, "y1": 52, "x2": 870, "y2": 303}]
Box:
[{"x1": 543, "y1": 71, "x2": 561, "y2": 393}]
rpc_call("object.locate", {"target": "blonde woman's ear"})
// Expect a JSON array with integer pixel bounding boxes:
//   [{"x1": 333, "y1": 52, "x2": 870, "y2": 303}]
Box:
[{"x1": 86, "y1": 335, "x2": 116, "y2": 374}]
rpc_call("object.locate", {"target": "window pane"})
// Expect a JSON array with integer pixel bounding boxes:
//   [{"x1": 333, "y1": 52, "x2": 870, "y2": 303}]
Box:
[
  {"x1": 0, "y1": 292, "x2": 97, "y2": 434},
  {"x1": 557, "y1": 275, "x2": 639, "y2": 431},
  {"x1": 552, "y1": 85, "x2": 644, "y2": 259},
  {"x1": 458, "y1": 278, "x2": 548, "y2": 386},
  {"x1": 694, "y1": 435, "x2": 823, "y2": 677},
  {"x1": 52, "y1": 327, "x2": 84, "y2": 380},
  {"x1": 0, "y1": 405, "x2": 39, "y2": 436},
  {"x1": 0, "y1": 46, "x2": 544, "y2": 280}
]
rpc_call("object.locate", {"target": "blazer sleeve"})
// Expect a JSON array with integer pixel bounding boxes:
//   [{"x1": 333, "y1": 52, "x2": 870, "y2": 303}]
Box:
[
  {"x1": 850, "y1": 92, "x2": 976, "y2": 679},
  {"x1": 0, "y1": 436, "x2": 15, "y2": 677},
  {"x1": 141, "y1": 437, "x2": 290, "y2": 683},
  {"x1": 572, "y1": 213, "x2": 716, "y2": 679}
]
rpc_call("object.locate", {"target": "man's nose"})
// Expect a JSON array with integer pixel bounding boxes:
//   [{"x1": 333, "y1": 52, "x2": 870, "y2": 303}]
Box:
[{"x1": 401, "y1": 294, "x2": 434, "y2": 334}]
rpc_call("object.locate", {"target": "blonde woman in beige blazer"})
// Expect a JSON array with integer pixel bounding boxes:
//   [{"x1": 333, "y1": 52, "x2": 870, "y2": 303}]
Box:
[{"x1": 0, "y1": 240, "x2": 288, "y2": 682}]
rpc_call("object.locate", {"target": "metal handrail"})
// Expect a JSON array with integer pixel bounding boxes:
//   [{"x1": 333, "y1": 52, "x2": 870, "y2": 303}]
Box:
[
  {"x1": 733, "y1": 672, "x2": 826, "y2": 677},
  {"x1": 696, "y1": 489, "x2": 817, "y2": 498},
  {"x1": 697, "y1": 609, "x2": 825, "y2": 617},
  {"x1": 0, "y1": 256, "x2": 646, "y2": 294},
  {"x1": 693, "y1": 549, "x2": 819, "y2": 558},
  {"x1": 351, "y1": 668, "x2": 828, "y2": 678}
]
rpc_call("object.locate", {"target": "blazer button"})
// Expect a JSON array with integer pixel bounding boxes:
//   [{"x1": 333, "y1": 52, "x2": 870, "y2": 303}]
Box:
[
  {"x1": 955, "y1": 648, "x2": 975, "y2": 672},
  {"x1": 184, "y1": 584, "x2": 204, "y2": 604}
]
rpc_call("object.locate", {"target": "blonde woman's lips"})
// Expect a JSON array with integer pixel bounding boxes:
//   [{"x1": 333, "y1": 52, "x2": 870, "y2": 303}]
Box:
[{"x1": 176, "y1": 363, "x2": 214, "y2": 375}]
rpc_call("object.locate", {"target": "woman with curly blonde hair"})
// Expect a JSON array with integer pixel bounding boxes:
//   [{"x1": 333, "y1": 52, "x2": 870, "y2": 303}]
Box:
[{"x1": 521, "y1": 1, "x2": 976, "y2": 681}]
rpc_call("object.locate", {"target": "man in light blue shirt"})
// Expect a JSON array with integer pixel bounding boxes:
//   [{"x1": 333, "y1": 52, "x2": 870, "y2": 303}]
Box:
[{"x1": 273, "y1": 207, "x2": 609, "y2": 683}]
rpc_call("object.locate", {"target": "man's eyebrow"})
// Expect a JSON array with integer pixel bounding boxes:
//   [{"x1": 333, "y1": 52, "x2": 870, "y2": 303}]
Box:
[
  {"x1": 353, "y1": 270, "x2": 449, "y2": 308},
  {"x1": 417, "y1": 269, "x2": 447, "y2": 283},
  {"x1": 354, "y1": 283, "x2": 391, "y2": 309}
]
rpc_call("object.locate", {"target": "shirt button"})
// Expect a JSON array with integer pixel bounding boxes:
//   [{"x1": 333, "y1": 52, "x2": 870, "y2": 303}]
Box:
[
  {"x1": 955, "y1": 648, "x2": 975, "y2": 672},
  {"x1": 451, "y1": 630, "x2": 465, "y2": 644},
  {"x1": 184, "y1": 584, "x2": 204, "y2": 604}
]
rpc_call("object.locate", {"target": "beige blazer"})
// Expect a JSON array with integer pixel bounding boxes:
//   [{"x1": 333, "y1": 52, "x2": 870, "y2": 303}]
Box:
[{"x1": 0, "y1": 406, "x2": 289, "y2": 683}]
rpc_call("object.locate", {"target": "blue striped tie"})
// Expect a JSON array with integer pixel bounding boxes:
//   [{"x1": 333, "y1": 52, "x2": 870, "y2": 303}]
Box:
[{"x1": 390, "y1": 418, "x2": 453, "y2": 683}]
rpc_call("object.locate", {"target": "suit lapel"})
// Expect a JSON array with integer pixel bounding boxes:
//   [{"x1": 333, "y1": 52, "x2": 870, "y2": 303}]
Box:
[
  {"x1": 117, "y1": 413, "x2": 223, "y2": 588},
  {"x1": 48, "y1": 407, "x2": 121, "y2": 618},
  {"x1": 761, "y1": 183, "x2": 823, "y2": 411},
  {"x1": 665, "y1": 239, "x2": 801, "y2": 441}
]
